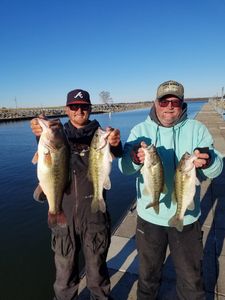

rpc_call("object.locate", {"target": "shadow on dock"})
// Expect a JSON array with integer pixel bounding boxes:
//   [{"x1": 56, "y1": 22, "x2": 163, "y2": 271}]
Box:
[{"x1": 158, "y1": 158, "x2": 225, "y2": 300}]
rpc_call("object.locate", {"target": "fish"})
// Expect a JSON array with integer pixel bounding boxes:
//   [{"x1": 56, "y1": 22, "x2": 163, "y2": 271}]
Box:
[
  {"x1": 32, "y1": 118, "x2": 69, "y2": 227},
  {"x1": 88, "y1": 127, "x2": 113, "y2": 213},
  {"x1": 141, "y1": 144, "x2": 165, "y2": 214},
  {"x1": 168, "y1": 152, "x2": 198, "y2": 232}
]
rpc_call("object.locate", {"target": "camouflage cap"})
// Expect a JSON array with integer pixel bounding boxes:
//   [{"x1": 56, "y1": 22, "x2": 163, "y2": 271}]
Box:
[{"x1": 156, "y1": 80, "x2": 184, "y2": 100}]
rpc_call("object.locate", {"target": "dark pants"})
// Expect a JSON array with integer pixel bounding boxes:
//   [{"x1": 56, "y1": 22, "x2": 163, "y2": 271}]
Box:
[
  {"x1": 136, "y1": 216, "x2": 205, "y2": 300},
  {"x1": 51, "y1": 218, "x2": 111, "y2": 300}
]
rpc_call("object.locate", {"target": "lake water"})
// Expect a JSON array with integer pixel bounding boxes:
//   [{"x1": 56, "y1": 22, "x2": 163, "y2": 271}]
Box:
[{"x1": 0, "y1": 102, "x2": 205, "y2": 300}]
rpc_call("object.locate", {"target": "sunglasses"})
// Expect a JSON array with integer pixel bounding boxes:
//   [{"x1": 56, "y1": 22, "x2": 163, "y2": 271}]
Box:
[
  {"x1": 158, "y1": 99, "x2": 182, "y2": 108},
  {"x1": 68, "y1": 104, "x2": 91, "y2": 111}
]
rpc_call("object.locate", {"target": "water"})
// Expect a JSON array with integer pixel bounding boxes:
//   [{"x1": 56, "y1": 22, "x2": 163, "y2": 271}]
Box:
[{"x1": 0, "y1": 102, "x2": 205, "y2": 300}]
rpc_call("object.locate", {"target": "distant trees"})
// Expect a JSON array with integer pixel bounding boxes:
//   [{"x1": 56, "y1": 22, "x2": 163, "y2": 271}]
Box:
[{"x1": 99, "y1": 91, "x2": 113, "y2": 105}]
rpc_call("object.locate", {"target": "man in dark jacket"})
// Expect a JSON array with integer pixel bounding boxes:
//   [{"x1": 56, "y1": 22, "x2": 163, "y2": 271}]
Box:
[{"x1": 31, "y1": 89, "x2": 122, "y2": 300}]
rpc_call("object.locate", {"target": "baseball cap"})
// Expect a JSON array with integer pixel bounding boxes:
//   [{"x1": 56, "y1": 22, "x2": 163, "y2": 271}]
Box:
[
  {"x1": 156, "y1": 80, "x2": 184, "y2": 100},
  {"x1": 66, "y1": 89, "x2": 91, "y2": 105}
]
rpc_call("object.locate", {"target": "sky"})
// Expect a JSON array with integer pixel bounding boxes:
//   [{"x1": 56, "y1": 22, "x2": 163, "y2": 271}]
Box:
[{"x1": 0, "y1": 0, "x2": 225, "y2": 108}]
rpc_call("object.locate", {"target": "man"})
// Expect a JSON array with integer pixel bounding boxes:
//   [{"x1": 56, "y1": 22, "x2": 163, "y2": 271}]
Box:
[
  {"x1": 118, "y1": 80, "x2": 223, "y2": 300},
  {"x1": 31, "y1": 89, "x2": 122, "y2": 300}
]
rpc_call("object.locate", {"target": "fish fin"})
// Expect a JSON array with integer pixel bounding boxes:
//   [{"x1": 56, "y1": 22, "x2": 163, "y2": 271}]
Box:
[
  {"x1": 32, "y1": 152, "x2": 39, "y2": 164},
  {"x1": 87, "y1": 170, "x2": 92, "y2": 182},
  {"x1": 103, "y1": 177, "x2": 111, "y2": 190},
  {"x1": 99, "y1": 199, "x2": 106, "y2": 213},
  {"x1": 33, "y1": 184, "x2": 47, "y2": 203},
  {"x1": 44, "y1": 152, "x2": 52, "y2": 166},
  {"x1": 171, "y1": 191, "x2": 177, "y2": 204},
  {"x1": 195, "y1": 177, "x2": 200, "y2": 186},
  {"x1": 146, "y1": 201, "x2": 160, "y2": 214},
  {"x1": 142, "y1": 187, "x2": 150, "y2": 196},
  {"x1": 187, "y1": 201, "x2": 195, "y2": 211},
  {"x1": 153, "y1": 203, "x2": 159, "y2": 214},
  {"x1": 168, "y1": 215, "x2": 183, "y2": 232},
  {"x1": 162, "y1": 183, "x2": 167, "y2": 194},
  {"x1": 56, "y1": 212, "x2": 67, "y2": 227},
  {"x1": 91, "y1": 198, "x2": 99, "y2": 213},
  {"x1": 91, "y1": 198, "x2": 106, "y2": 214},
  {"x1": 48, "y1": 213, "x2": 57, "y2": 226}
]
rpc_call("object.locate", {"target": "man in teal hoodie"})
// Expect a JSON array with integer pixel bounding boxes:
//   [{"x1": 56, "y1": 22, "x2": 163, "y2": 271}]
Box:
[{"x1": 119, "y1": 80, "x2": 223, "y2": 300}]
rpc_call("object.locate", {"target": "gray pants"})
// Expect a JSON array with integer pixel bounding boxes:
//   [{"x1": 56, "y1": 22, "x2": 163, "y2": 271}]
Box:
[
  {"x1": 136, "y1": 216, "x2": 205, "y2": 300},
  {"x1": 51, "y1": 219, "x2": 111, "y2": 300}
]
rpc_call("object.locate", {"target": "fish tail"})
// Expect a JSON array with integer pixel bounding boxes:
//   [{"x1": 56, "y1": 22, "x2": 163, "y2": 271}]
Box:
[
  {"x1": 153, "y1": 203, "x2": 159, "y2": 214},
  {"x1": 168, "y1": 215, "x2": 183, "y2": 232},
  {"x1": 56, "y1": 211, "x2": 67, "y2": 227},
  {"x1": 91, "y1": 198, "x2": 106, "y2": 213},
  {"x1": 145, "y1": 201, "x2": 160, "y2": 214},
  {"x1": 48, "y1": 212, "x2": 57, "y2": 227},
  {"x1": 99, "y1": 198, "x2": 106, "y2": 213},
  {"x1": 91, "y1": 198, "x2": 100, "y2": 213}
]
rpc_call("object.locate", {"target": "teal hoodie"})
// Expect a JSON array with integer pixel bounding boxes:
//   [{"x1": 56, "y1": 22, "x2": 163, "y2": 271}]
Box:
[{"x1": 118, "y1": 105, "x2": 223, "y2": 227}]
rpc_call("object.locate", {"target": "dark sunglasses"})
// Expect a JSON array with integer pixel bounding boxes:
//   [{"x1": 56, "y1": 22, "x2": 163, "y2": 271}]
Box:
[
  {"x1": 158, "y1": 99, "x2": 182, "y2": 108},
  {"x1": 68, "y1": 104, "x2": 91, "y2": 111}
]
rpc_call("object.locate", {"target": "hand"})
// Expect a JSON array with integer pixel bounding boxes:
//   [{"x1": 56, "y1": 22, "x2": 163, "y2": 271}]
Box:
[
  {"x1": 136, "y1": 141, "x2": 147, "y2": 164},
  {"x1": 107, "y1": 127, "x2": 121, "y2": 147},
  {"x1": 30, "y1": 117, "x2": 44, "y2": 137},
  {"x1": 30, "y1": 115, "x2": 62, "y2": 137},
  {"x1": 193, "y1": 149, "x2": 210, "y2": 168}
]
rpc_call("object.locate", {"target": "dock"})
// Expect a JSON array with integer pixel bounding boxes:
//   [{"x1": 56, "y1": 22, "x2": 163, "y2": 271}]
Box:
[{"x1": 78, "y1": 102, "x2": 225, "y2": 299}]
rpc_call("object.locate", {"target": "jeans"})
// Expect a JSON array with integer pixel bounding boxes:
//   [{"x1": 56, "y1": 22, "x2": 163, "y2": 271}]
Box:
[{"x1": 136, "y1": 216, "x2": 205, "y2": 300}]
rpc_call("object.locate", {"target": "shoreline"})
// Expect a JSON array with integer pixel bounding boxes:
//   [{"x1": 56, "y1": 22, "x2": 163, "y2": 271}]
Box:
[
  {"x1": 0, "y1": 99, "x2": 208, "y2": 123},
  {"x1": 0, "y1": 102, "x2": 152, "y2": 123}
]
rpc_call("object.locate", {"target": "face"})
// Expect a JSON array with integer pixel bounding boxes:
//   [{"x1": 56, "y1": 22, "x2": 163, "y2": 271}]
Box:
[
  {"x1": 65, "y1": 104, "x2": 91, "y2": 128},
  {"x1": 155, "y1": 96, "x2": 183, "y2": 127}
]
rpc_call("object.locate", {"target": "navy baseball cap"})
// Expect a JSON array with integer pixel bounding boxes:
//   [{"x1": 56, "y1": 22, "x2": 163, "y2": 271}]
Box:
[{"x1": 66, "y1": 89, "x2": 91, "y2": 105}]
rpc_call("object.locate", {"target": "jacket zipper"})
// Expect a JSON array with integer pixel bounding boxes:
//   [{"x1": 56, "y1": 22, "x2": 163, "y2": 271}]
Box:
[{"x1": 73, "y1": 169, "x2": 79, "y2": 233}]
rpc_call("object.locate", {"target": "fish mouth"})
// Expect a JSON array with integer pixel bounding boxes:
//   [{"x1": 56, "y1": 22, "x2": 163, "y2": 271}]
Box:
[
  {"x1": 37, "y1": 118, "x2": 49, "y2": 128},
  {"x1": 182, "y1": 153, "x2": 198, "y2": 172},
  {"x1": 96, "y1": 129, "x2": 111, "y2": 151},
  {"x1": 96, "y1": 142, "x2": 107, "y2": 151},
  {"x1": 39, "y1": 139, "x2": 58, "y2": 152}
]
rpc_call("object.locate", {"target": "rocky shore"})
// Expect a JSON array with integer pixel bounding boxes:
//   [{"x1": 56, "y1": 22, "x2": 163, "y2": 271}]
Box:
[
  {"x1": 0, "y1": 102, "x2": 152, "y2": 122},
  {"x1": 0, "y1": 98, "x2": 210, "y2": 122}
]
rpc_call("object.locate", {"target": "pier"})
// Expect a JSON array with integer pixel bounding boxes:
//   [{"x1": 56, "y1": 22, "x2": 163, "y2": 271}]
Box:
[{"x1": 78, "y1": 102, "x2": 225, "y2": 299}]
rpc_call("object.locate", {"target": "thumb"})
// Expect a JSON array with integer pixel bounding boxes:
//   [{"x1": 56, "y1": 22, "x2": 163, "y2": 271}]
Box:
[
  {"x1": 140, "y1": 141, "x2": 147, "y2": 148},
  {"x1": 38, "y1": 113, "x2": 47, "y2": 120}
]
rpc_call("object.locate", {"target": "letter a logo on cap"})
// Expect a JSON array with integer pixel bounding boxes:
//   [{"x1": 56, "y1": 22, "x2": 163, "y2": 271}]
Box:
[
  {"x1": 74, "y1": 91, "x2": 83, "y2": 99},
  {"x1": 67, "y1": 89, "x2": 91, "y2": 105}
]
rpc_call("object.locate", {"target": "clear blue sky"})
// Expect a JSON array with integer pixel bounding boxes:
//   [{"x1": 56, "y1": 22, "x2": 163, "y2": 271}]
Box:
[{"x1": 1, "y1": 0, "x2": 225, "y2": 108}]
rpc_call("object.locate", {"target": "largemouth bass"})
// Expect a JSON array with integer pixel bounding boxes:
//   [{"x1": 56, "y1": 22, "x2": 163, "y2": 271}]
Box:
[
  {"x1": 168, "y1": 152, "x2": 198, "y2": 232},
  {"x1": 32, "y1": 118, "x2": 69, "y2": 226},
  {"x1": 88, "y1": 127, "x2": 113, "y2": 213},
  {"x1": 141, "y1": 144, "x2": 165, "y2": 214}
]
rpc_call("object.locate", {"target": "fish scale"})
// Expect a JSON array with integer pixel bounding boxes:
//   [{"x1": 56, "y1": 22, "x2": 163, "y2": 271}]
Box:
[
  {"x1": 141, "y1": 144, "x2": 165, "y2": 214},
  {"x1": 88, "y1": 127, "x2": 112, "y2": 213},
  {"x1": 169, "y1": 152, "x2": 197, "y2": 232},
  {"x1": 32, "y1": 118, "x2": 69, "y2": 227}
]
